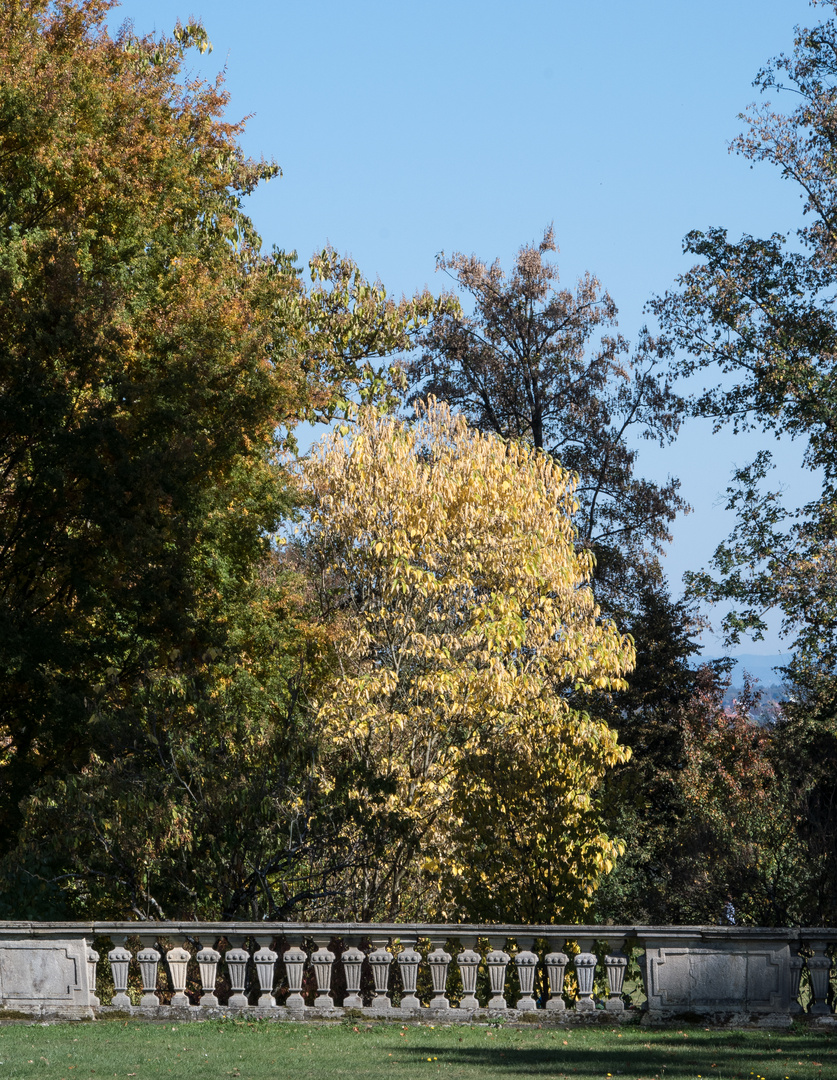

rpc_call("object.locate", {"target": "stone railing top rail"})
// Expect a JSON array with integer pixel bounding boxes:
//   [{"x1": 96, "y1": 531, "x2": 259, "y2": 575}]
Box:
[{"x1": 1, "y1": 921, "x2": 835, "y2": 940}]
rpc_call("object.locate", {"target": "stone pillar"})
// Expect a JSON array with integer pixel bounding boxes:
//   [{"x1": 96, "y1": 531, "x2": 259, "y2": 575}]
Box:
[
  {"x1": 397, "y1": 947, "x2": 422, "y2": 1010},
  {"x1": 544, "y1": 951, "x2": 568, "y2": 1011},
  {"x1": 226, "y1": 947, "x2": 251, "y2": 1008},
  {"x1": 87, "y1": 947, "x2": 100, "y2": 1008},
  {"x1": 341, "y1": 946, "x2": 365, "y2": 1009},
  {"x1": 137, "y1": 947, "x2": 161, "y2": 1008},
  {"x1": 457, "y1": 949, "x2": 481, "y2": 1011},
  {"x1": 574, "y1": 952, "x2": 597, "y2": 1013},
  {"x1": 367, "y1": 947, "x2": 393, "y2": 1009},
  {"x1": 486, "y1": 949, "x2": 510, "y2": 1010},
  {"x1": 807, "y1": 943, "x2": 832, "y2": 1016},
  {"x1": 604, "y1": 953, "x2": 627, "y2": 1013},
  {"x1": 108, "y1": 946, "x2": 132, "y2": 1009},
  {"x1": 283, "y1": 946, "x2": 307, "y2": 1010},
  {"x1": 166, "y1": 947, "x2": 191, "y2": 1008},
  {"x1": 310, "y1": 947, "x2": 336, "y2": 1010},
  {"x1": 515, "y1": 950, "x2": 538, "y2": 1011},
  {"x1": 253, "y1": 947, "x2": 278, "y2": 1008},
  {"x1": 427, "y1": 947, "x2": 452, "y2": 1010},
  {"x1": 196, "y1": 947, "x2": 221, "y2": 1007}
]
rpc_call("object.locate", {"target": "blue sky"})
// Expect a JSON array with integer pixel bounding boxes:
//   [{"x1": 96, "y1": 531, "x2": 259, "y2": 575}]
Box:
[{"x1": 109, "y1": 0, "x2": 821, "y2": 658}]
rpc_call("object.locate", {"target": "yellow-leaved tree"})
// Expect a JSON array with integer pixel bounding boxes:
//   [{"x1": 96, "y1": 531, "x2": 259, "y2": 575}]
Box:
[{"x1": 300, "y1": 400, "x2": 635, "y2": 921}]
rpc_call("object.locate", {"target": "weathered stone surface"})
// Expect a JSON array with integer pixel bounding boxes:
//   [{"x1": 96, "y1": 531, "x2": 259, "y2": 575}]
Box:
[
  {"x1": 486, "y1": 949, "x2": 510, "y2": 1010},
  {"x1": 397, "y1": 947, "x2": 422, "y2": 1010},
  {"x1": 457, "y1": 949, "x2": 480, "y2": 1011},
  {"x1": 0, "y1": 921, "x2": 827, "y2": 1023},
  {"x1": 0, "y1": 939, "x2": 93, "y2": 1019},
  {"x1": 196, "y1": 947, "x2": 221, "y2": 1007},
  {"x1": 167, "y1": 947, "x2": 191, "y2": 1008},
  {"x1": 309, "y1": 946, "x2": 335, "y2": 1010},
  {"x1": 427, "y1": 947, "x2": 452, "y2": 1010},
  {"x1": 545, "y1": 951, "x2": 568, "y2": 1012},
  {"x1": 574, "y1": 952, "x2": 597, "y2": 1013},
  {"x1": 644, "y1": 941, "x2": 789, "y2": 1014},
  {"x1": 226, "y1": 948, "x2": 251, "y2": 1008},
  {"x1": 515, "y1": 950, "x2": 538, "y2": 1011},
  {"x1": 604, "y1": 953, "x2": 628, "y2": 1013}
]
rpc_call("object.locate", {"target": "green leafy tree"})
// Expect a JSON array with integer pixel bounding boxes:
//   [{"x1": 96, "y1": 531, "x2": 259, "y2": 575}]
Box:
[
  {"x1": 0, "y1": 0, "x2": 293, "y2": 852},
  {"x1": 651, "y1": 3, "x2": 837, "y2": 924},
  {"x1": 0, "y1": 0, "x2": 450, "y2": 918},
  {"x1": 592, "y1": 584, "x2": 708, "y2": 922},
  {"x1": 652, "y1": 5, "x2": 837, "y2": 672}
]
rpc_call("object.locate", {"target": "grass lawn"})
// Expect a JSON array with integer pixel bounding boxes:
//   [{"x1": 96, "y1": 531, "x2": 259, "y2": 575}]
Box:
[{"x1": 0, "y1": 1019, "x2": 834, "y2": 1080}]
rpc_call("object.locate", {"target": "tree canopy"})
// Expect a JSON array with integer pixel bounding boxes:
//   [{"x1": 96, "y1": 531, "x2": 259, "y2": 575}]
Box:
[
  {"x1": 649, "y1": 0, "x2": 837, "y2": 925},
  {"x1": 8, "y1": 0, "x2": 837, "y2": 930},
  {"x1": 407, "y1": 226, "x2": 687, "y2": 621},
  {"x1": 299, "y1": 400, "x2": 635, "y2": 921},
  {"x1": 652, "y1": 3, "x2": 837, "y2": 675},
  {"x1": 0, "y1": 0, "x2": 449, "y2": 918}
]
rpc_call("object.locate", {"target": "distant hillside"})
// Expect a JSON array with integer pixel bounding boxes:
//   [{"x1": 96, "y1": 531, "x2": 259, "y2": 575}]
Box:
[
  {"x1": 699, "y1": 654, "x2": 788, "y2": 722},
  {"x1": 701, "y1": 653, "x2": 787, "y2": 687}
]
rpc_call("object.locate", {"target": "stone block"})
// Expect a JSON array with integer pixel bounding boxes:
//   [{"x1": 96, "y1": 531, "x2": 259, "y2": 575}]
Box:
[
  {"x1": 0, "y1": 938, "x2": 94, "y2": 1019},
  {"x1": 644, "y1": 941, "x2": 790, "y2": 1014}
]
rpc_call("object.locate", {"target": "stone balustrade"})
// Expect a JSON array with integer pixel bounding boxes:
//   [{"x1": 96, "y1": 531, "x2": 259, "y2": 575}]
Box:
[{"x1": 0, "y1": 922, "x2": 834, "y2": 1024}]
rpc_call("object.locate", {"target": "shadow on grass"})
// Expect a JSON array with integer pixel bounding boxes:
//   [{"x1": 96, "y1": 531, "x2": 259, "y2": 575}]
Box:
[{"x1": 400, "y1": 1031, "x2": 837, "y2": 1079}]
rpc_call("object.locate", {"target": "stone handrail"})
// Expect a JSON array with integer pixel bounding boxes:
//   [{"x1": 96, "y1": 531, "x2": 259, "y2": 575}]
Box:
[{"x1": 0, "y1": 921, "x2": 834, "y2": 1024}]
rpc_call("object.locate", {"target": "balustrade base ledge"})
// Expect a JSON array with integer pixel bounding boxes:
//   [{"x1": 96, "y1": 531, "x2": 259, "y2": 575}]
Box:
[
  {"x1": 2, "y1": 1004, "x2": 823, "y2": 1029},
  {"x1": 85, "y1": 1003, "x2": 643, "y2": 1024}
]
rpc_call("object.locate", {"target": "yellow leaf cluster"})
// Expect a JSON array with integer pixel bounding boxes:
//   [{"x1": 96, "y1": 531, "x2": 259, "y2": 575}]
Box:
[{"x1": 300, "y1": 399, "x2": 635, "y2": 918}]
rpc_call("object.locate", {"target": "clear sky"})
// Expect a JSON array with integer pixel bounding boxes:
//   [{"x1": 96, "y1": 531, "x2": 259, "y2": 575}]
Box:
[{"x1": 109, "y1": 0, "x2": 821, "y2": 658}]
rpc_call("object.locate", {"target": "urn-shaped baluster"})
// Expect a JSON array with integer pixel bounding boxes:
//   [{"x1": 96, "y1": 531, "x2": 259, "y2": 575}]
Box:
[
  {"x1": 367, "y1": 947, "x2": 393, "y2": 1009},
  {"x1": 166, "y1": 947, "x2": 191, "y2": 1008},
  {"x1": 486, "y1": 949, "x2": 510, "y2": 1009},
  {"x1": 515, "y1": 950, "x2": 538, "y2": 1011},
  {"x1": 397, "y1": 947, "x2": 422, "y2": 1010},
  {"x1": 283, "y1": 945, "x2": 307, "y2": 1010},
  {"x1": 427, "y1": 947, "x2": 452, "y2": 1010},
  {"x1": 108, "y1": 946, "x2": 132, "y2": 1009},
  {"x1": 574, "y1": 952, "x2": 597, "y2": 1012},
  {"x1": 341, "y1": 946, "x2": 365, "y2": 1009},
  {"x1": 789, "y1": 955, "x2": 804, "y2": 1014},
  {"x1": 806, "y1": 944, "x2": 832, "y2": 1016},
  {"x1": 137, "y1": 947, "x2": 161, "y2": 1008},
  {"x1": 87, "y1": 947, "x2": 100, "y2": 1008},
  {"x1": 196, "y1": 947, "x2": 221, "y2": 1007},
  {"x1": 544, "y1": 952, "x2": 568, "y2": 1012},
  {"x1": 253, "y1": 947, "x2": 278, "y2": 1008},
  {"x1": 457, "y1": 949, "x2": 481, "y2": 1011},
  {"x1": 604, "y1": 953, "x2": 627, "y2": 1013},
  {"x1": 310, "y1": 947, "x2": 336, "y2": 1010},
  {"x1": 225, "y1": 947, "x2": 251, "y2": 1008}
]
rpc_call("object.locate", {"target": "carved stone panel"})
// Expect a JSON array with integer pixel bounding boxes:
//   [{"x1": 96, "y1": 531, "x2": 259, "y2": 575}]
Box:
[
  {"x1": 0, "y1": 939, "x2": 93, "y2": 1018},
  {"x1": 645, "y1": 942, "x2": 790, "y2": 1014}
]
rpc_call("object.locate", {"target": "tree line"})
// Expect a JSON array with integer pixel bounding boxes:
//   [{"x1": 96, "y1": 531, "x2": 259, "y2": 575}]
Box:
[{"x1": 1, "y1": 0, "x2": 836, "y2": 926}]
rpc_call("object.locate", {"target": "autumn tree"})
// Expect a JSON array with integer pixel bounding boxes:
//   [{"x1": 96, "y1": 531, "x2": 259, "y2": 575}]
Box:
[
  {"x1": 299, "y1": 400, "x2": 635, "y2": 922},
  {"x1": 652, "y1": 4, "x2": 837, "y2": 674},
  {"x1": 407, "y1": 227, "x2": 688, "y2": 622},
  {"x1": 651, "y1": 3, "x2": 837, "y2": 923},
  {"x1": 633, "y1": 672, "x2": 804, "y2": 926},
  {"x1": 0, "y1": 0, "x2": 449, "y2": 919}
]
